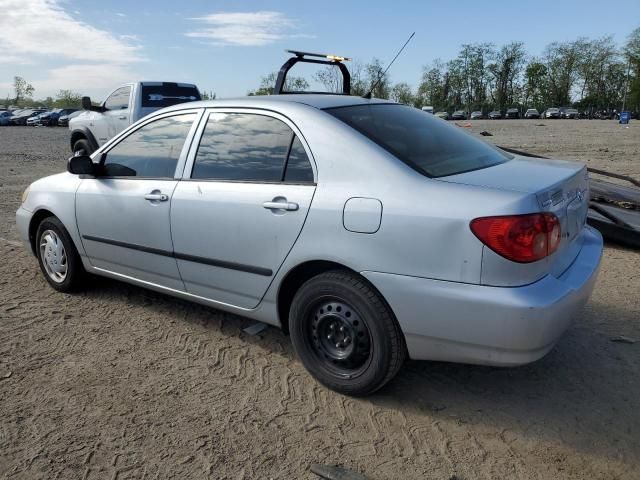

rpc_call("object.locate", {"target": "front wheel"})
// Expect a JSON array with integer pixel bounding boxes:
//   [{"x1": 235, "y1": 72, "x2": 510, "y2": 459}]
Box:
[
  {"x1": 289, "y1": 271, "x2": 406, "y2": 396},
  {"x1": 36, "y1": 216, "x2": 86, "y2": 292},
  {"x1": 72, "y1": 138, "x2": 93, "y2": 156}
]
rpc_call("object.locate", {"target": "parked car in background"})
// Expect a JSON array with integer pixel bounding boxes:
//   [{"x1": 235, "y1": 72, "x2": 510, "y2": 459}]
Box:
[
  {"x1": 451, "y1": 110, "x2": 467, "y2": 120},
  {"x1": 488, "y1": 110, "x2": 502, "y2": 119},
  {"x1": 543, "y1": 108, "x2": 561, "y2": 119},
  {"x1": 421, "y1": 106, "x2": 434, "y2": 114},
  {"x1": 0, "y1": 111, "x2": 12, "y2": 126},
  {"x1": 505, "y1": 108, "x2": 520, "y2": 119},
  {"x1": 524, "y1": 109, "x2": 540, "y2": 119},
  {"x1": 27, "y1": 111, "x2": 50, "y2": 126},
  {"x1": 70, "y1": 81, "x2": 201, "y2": 155},
  {"x1": 16, "y1": 96, "x2": 602, "y2": 396},
  {"x1": 562, "y1": 108, "x2": 579, "y2": 119},
  {"x1": 40, "y1": 108, "x2": 79, "y2": 126},
  {"x1": 10, "y1": 108, "x2": 47, "y2": 125},
  {"x1": 57, "y1": 110, "x2": 82, "y2": 127},
  {"x1": 594, "y1": 110, "x2": 613, "y2": 120},
  {"x1": 434, "y1": 111, "x2": 449, "y2": 120},
  {"x1": 470, "y1": 111, "x2": 484, "y2": 120}
]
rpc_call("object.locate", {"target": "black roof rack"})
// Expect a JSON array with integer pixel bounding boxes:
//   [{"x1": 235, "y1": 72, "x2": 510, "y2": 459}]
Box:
[{"x1": 274, "y1": 50, "x2": 351, "y2": 95}]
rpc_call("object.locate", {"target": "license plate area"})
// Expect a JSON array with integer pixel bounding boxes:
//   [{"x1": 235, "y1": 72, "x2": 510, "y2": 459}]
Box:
[{"x1": 566, "y1": 194, "x2": 587, "y2": 241}]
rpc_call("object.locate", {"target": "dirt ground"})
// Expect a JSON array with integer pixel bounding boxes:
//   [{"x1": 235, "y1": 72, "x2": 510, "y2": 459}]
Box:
[{"x1": 0, "y1": 120, "x2": 639, "y2": 480}]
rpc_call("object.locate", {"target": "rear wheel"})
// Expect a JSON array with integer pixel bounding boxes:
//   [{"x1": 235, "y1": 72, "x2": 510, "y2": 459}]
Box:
[
  {"x1": 36, "y1": 216, "x2": 86, "y2": 292},
  {"x1": 289, "y1": 270, "x2": 406, "y2": 396}
]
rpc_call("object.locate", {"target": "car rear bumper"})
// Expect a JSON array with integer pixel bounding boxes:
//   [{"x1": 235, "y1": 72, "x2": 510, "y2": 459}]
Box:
[{"x1": 362, "y1": 226, "x2": 603, "y2": 367}]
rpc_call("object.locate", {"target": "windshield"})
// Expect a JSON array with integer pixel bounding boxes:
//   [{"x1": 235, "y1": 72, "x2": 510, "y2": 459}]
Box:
[{"x1": 326, "y1": 104, "x2": 511, "y2": 178}]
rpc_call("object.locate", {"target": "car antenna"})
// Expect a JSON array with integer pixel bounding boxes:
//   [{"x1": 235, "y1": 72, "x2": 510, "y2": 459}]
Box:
[{"x1": 363, "y1": 32, "x2": 415, "y2": 99}]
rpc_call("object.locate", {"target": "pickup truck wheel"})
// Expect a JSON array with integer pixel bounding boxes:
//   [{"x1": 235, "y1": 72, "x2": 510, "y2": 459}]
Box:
[
  {"x1": 36, "y1": 216, "x2": 86, "y2": 292},
  {"x1": 73, "y1": 139, "x2": 93, "y2": 156},
  {"x1": 289, "y1": 270, "x2": 407, "y2": 396}
]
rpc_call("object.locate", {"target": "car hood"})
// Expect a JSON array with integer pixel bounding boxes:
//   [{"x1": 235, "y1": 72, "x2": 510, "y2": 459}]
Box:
[{"x1": 435, "y1": 155, "x2": 585, "y2": 194}]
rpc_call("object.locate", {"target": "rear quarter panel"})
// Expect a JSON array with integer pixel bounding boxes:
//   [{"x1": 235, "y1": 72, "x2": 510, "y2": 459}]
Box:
[{"x1": 258, "y1": 106, "x2": 535, "y2": 307}]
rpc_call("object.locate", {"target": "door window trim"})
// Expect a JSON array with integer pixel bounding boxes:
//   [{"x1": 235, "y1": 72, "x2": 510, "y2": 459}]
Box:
[
  {"x1": 181, "y1": 107, "x2": 317, "y2": 185},
  {"x1": 94, "y1": 108, "x2": 205, "y2": 180}
]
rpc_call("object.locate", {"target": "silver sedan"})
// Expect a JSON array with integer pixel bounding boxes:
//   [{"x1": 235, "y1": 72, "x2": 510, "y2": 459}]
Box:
[{"x1": 16, "y1": 95, "x2": 603, "y2": 395}]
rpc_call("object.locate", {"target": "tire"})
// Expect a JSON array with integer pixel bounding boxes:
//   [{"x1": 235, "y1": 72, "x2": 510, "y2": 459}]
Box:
[
  {"x1": 36, "y1": 216, "x2": 86, "y2": 292},
  {"x1": 72, "y1": 138, "x2": 93, "y2": 156},
  {"x1": 289, "y1": 270, "x2": 407, "y2": 396}
]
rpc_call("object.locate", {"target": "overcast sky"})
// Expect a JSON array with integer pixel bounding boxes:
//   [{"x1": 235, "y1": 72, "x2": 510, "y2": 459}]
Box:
[{"x1": 1, "y1": 0, "x2": 639, "y2": 101}]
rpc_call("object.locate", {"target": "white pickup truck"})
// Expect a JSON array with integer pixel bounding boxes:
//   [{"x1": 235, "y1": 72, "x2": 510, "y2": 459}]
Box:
[{"x1": 69, "y1": 81, "x2": 201, "y2": 155}]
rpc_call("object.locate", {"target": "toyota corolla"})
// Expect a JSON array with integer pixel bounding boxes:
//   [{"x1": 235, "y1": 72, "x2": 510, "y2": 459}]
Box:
[{"x1": 16, "y1": 95, "x2": 603, "y2": 395}]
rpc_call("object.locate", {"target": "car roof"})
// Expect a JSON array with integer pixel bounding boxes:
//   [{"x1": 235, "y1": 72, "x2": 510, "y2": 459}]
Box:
[{"x1": 159, "y1": 94, "x2": 396, "y2": 114}]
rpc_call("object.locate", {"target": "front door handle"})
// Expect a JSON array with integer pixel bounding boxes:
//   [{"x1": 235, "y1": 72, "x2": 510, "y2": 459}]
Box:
[
  {"x1": 263, "y1": 201, "x2": 299, "y2": 211},
  {"x1": 144, "y1": 193, "x2": 169, "y2": 202}
]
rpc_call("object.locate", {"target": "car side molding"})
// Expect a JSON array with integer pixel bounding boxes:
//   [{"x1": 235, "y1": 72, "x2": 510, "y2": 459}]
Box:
[{"x1": 81, "y1": 235, "x2": 273, "y2": 276}]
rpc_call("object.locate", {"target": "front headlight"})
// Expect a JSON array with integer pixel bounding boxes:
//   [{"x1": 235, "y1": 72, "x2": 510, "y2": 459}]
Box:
[{"x1": 21, "y1": 186, "x2": 30, "y2": 204}]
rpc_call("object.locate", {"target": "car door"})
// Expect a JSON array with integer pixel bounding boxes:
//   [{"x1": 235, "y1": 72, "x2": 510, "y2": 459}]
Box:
[
  {"x1": 101, "y1": 86, "x2": 132, "y2": 144},
  {"x1": 171, "y1": 110, "x2": 317, "y2": 309},
  {"x1": 76, "y1": 110, "x2": 201, "y2": 290}
]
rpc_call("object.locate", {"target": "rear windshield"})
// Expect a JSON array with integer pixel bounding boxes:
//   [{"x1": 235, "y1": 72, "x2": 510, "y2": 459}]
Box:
[
  {"x1": 326, "y1": 104, "x2": 510, "y2": 178},
  {"x1": 140, "y1": 83, "x2": 201, "y2": 108}
]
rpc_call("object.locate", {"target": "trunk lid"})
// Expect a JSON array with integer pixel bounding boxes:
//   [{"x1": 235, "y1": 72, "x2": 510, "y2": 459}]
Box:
[{"x1": 438, "y1": 156, "x2": 590, "y2": 278}]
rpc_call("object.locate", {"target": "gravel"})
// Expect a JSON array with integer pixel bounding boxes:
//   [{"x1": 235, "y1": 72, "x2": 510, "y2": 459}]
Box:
[{"x1": 1, "y1": 122, "x2": 639, "y2": 479}]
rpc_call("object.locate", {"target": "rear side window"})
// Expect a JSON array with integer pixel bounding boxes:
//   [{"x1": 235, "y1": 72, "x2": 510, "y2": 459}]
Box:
[
  {"x1": 105, "y1": 86, "x2": 131, "y2": 110},
  {"x1": 326, "y1": 104, "x2": 511, "y2": 178},
  {"x1": 284, "y1": 136, "x2": 314, "y2": 183},
  {"x1": 141, "y1": 84, "x2": 201, "y2": 108},
  {"x1": 192, "y1": 113, "x2": 293, "y2": 182},
  {"x1": 103, "y1": 113, "x2": 196, "y2": 178}
]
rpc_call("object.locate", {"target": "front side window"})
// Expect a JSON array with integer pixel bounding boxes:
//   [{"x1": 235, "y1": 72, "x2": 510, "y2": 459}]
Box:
[
  {"x1": 105, "y1": 87, "x2": 131, "y2": 110},
  {"x1": 326, "y1": 104, "x2": 511, "y2": 178},
  {"x1": 102, "y1": 113, "x2": 196, "y2": 178},
  {"x1": 192, "y1": 113, "x2": 293, "y2": 182}
]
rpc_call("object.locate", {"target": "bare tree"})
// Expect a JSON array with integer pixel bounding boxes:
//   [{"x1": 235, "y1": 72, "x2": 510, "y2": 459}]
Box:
[
  {"x1": 13, "y1": 76, "x2": 34, "y2": 104},
  {"x1": 248, "y1": 72, "x2": 309, "y2": 96},
  {"x1": 390, "y1": 82, "x2": 414, "y2": 105},
  {"x1": 487, "y1": 42, "x2": 526, "y2": 111},
  {"x1": 54, "y1": 89, "x2": 83, "y2": 107}
]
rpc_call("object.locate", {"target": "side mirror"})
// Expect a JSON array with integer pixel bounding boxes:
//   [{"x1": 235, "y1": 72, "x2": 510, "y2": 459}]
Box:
[
  {"x1": 67, "y1": 155, "x2": 96, "y2": 176},
  {"x1": 81, "y1": 96, "x2": 92, "y2": 110}
]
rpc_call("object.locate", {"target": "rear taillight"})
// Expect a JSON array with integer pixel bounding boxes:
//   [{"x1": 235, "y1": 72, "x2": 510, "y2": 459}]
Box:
[{"x1": 470, "y1": 213, "x2": 561, "y2": 263}]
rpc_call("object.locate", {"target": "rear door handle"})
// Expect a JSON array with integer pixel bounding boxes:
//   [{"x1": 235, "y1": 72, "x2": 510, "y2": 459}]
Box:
[
  {"x1": 118, "y1": 115, "x2": 127, "y2": 120},
  {"x1": 263, "y1": 201, "x2": 299, "y2": 211},
  {"x1": 144, "y1": 193, "x2": 169, "y2": 202}
]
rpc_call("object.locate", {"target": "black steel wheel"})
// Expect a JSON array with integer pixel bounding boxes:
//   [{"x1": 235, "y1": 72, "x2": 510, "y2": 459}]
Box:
[
  {"x1": 309, "y1": 298, "x2": 372, "y2": 377},
  {"x1": 289, "y1": 270, "x2": 406, "y2": 396}
]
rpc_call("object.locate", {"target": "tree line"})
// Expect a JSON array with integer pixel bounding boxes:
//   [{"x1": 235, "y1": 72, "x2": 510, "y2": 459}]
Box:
[
  {"x1": 251, "y1": 27, "x2": 640, "y2": 114},
  {"x1": 2, "y1": 76, "x2": 84, "y2": 109},
  {"x1": 5, "y1": 27, "x2": 639, "y2": 114}
]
